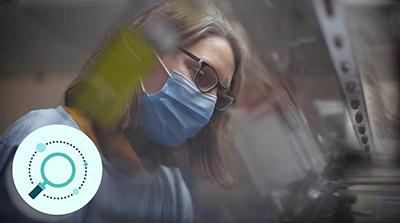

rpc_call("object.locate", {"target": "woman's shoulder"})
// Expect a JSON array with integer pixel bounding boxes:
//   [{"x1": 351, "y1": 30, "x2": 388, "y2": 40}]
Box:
[
  {"x1": 157, "y1": 166, "x2": 194, "y2": 221},
  {"x1": 0, "y1": 105, "x2": 79, "y2": 177},
  {"x1": 0, "y1": 105, "x2": 78, "y2": 146}
]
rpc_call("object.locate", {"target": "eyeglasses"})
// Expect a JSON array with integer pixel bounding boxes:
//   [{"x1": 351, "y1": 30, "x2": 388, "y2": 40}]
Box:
[{"x1": 177, "y1": 46, "x2": 236, "y2": 111}]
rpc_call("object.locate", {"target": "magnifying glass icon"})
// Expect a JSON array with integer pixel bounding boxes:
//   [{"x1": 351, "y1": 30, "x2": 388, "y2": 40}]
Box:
[{"x1": 29, "y1": 152, "x2": 76, "y2": 199}]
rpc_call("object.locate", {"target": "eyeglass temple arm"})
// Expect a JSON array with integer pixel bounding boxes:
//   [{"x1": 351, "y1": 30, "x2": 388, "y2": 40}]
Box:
[{"x1": 177, "y1": 46, "x2": 201, "y2": 63}]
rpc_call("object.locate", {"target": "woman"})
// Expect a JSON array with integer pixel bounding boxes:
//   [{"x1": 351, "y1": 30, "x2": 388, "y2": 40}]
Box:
[{"x1": 0, "y1": 1, "x2": 247, "y2": 222}]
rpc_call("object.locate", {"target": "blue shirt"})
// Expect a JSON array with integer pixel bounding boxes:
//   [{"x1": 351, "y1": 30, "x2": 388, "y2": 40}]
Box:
[{"x1": 0, "y1": 105, "x2": 193, "y2": 223}]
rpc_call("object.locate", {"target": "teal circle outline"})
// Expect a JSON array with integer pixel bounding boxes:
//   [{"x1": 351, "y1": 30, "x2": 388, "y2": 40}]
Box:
[{"x1": 40, "y1": 152, "x2": 76, "y2": 188}]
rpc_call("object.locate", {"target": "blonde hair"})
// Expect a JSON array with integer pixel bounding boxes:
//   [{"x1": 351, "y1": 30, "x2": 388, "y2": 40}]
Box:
[{"x1": 64, "y1": 1, "x2": 248, "y2": 187}]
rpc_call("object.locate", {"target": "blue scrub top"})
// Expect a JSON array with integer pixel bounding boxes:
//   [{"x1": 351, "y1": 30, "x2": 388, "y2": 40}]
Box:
[{"x1": 0, "y1": 105, "x2": 193, "y2": 223}]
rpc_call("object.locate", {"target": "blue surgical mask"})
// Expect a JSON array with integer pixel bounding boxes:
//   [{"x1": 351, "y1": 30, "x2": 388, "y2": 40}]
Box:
[{"x1": 138, "y1": 54, "x2": 217, "y2": 147}]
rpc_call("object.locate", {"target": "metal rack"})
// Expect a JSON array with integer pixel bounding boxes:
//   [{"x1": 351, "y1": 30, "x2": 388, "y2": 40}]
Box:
[{"x1": 312, "y1": 0, "x2": 376, "y2": 158}]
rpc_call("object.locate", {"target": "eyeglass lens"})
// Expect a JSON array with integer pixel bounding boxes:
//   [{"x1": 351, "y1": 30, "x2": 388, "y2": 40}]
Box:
[
  {"x1": 195, "y1": 65, "x2": 219, "y2": 92},
  {"x1": 215, "y1": 88, "x2": 234, "y2": 110}
]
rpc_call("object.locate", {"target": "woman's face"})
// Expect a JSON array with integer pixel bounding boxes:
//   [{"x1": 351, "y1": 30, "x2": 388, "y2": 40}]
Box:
[{"x1": 142, "y1": 35, "x2": 236, "y2": 96}]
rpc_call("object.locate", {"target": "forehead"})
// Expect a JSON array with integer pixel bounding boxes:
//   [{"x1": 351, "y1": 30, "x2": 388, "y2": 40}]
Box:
[{"x1": 186, "y1": 36, "x2": 235, "y2": 87}]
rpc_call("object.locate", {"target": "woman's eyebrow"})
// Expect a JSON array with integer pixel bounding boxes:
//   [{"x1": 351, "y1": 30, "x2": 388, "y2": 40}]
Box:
[
  {"x1": 202, "y1": 59, "x2": 221, "y2": 77},
  {"x1": 202, "y1": 58, "x2": 217, "y2": 70}
]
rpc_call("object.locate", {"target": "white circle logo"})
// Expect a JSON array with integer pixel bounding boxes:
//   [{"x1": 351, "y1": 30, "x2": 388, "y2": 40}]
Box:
[{"x1": 12, "y1": 124, "x2": 103, "y2": 215}]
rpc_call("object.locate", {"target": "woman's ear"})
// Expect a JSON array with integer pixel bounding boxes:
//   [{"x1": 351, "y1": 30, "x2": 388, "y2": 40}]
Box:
[{"x1": 140, "y1": 61, "x2": 169, "y2": 95}]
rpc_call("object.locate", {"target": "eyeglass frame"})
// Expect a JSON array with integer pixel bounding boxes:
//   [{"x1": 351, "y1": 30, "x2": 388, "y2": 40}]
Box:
[{"x1": 177, "y1": 46, "x2": 236, "y2": 111}]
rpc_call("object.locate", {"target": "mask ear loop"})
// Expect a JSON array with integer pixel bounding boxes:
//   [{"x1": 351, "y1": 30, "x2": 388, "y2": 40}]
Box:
[
  {"x1": 139, "y1": 77, "x2": 148, "y2": 95},
  {"x1": 139, "y1": 49, "x2": 172, "y2": 95},
  {"x1": 153, "y1": 50, "x2": 172, "y2": 78}
]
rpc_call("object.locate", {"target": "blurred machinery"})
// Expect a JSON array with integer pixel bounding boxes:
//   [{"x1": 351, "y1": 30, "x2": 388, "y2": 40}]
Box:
[
  {"x1": 0, "y1": 0, "x2": 399, "y2": 223},
  {"x1": 218, "y1": 0, "x2": 400, "y2": 222}
]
